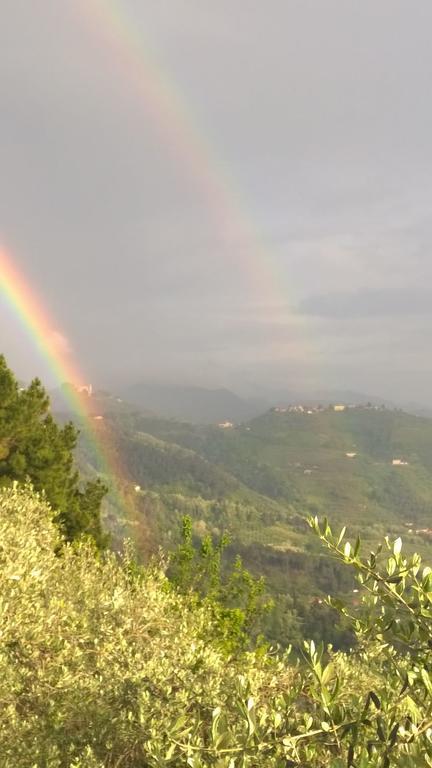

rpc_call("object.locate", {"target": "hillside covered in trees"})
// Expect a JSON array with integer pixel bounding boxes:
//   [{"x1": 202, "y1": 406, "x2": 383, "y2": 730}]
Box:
[{"x1": 70, "y1": 398, "x2": 432, "y2": 648}]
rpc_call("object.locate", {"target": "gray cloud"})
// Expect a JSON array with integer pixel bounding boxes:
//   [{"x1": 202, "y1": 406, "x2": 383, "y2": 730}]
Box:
[
  {"x1": 297, "y1": 290, "x2": 432, "y2": 319},
  {"x1": 2, "y1": 1, "x2": 432, "y2": 403}
]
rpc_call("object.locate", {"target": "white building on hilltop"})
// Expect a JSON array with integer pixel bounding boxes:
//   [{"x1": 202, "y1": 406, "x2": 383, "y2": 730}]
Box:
[{"x1": 77, "y1": 384, "x2": 93, "y2": 397}]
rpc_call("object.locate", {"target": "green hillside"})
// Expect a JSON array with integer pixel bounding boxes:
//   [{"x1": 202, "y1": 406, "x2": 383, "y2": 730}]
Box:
[
  {"x1": 77, "y1": 404, "x2": 432, "y2": 647},
  {"x1": 126, "y1": 407, "x2": 432, "y2": 535}
]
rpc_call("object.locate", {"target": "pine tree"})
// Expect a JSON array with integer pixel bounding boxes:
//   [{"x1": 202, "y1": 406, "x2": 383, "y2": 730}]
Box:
[{"x1": 0, "y1": 355, "x2": 106, "y2": 547}]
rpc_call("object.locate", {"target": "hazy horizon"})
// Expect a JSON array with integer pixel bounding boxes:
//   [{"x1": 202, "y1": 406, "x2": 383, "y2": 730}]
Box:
[{"x1": 2, "y1": 2, "x2": 432, "y2": 404}]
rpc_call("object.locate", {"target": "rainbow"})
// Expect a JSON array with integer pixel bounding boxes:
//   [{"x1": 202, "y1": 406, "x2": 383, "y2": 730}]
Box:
[
  {"x1": 0, "y1": 245, "x2": 135, "y2": 529},
  {"x1": 0, "y1": 247, "x2": 88, "y2": 394},
  {"x1": 79, "y1": 0, "x2": 312, "y2": 363},
  {"x1": 0, "y1": 4, "x2": 314, "y2": 542}
]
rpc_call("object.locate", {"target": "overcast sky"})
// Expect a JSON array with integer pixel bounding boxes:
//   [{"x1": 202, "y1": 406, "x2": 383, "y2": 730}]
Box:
[{"x1": 2, "y1": 0, "x2": 432, "y2": 402}]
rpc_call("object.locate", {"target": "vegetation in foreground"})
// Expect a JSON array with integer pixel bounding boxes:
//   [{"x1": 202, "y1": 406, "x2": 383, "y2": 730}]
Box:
[{"x1": 1, "y1": 483, "x2": 432, "y2": 767}]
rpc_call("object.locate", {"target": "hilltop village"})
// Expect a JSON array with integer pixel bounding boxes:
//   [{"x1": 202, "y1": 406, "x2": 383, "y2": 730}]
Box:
[
  {"x1": 271, "y1": 403, "x2": 412, "y2": 467},
  {"x1": 217, "y1": 402, "x2": 390, "y2": 429},
  {"x1": 271, "y1": 402, "x2": 387, "y2": 415}
]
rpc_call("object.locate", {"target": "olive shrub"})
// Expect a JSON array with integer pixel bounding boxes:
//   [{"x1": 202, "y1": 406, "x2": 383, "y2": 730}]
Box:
[{"x1": 1, "y1": 485, "x2": 432, "y2": 767}]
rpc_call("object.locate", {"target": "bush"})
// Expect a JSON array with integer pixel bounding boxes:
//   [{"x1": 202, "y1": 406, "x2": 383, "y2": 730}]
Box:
[
  {"x1": 1, "y1": 485, "x2": 432, "y2": 766},
  {"x1": 0, "y1": 485, "x2": 292, "y2": 766}
]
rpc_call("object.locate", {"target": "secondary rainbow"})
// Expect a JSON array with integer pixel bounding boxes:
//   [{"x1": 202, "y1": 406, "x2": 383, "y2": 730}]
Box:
[{"x1": 80, "y1": 0, "x2": 313, "y2": 365}]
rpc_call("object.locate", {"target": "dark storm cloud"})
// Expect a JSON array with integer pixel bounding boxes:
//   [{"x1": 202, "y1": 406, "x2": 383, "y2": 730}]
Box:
[{"x1": 2, "y1": 0, "x2": 432, "y2": 402}]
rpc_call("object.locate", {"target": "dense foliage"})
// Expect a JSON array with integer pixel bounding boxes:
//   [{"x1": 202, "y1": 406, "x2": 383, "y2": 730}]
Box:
[
  {"x1": 0, "y1": 356, "x2": 106, "y2": 546},
  {"x1": 169, "y1": 515, "x2": 273, "y2": 652},
  {"x1": 2, "y1": 483, "x2": 432, "y2": 767}
]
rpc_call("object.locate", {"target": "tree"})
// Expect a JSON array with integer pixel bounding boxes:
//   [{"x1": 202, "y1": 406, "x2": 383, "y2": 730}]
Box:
[
  {"x1": 169, "y1": 515, "x2": 273, "y2": 652},
  {"x1": 0, "y1": 355, "x2": 106, "y2": 546}
]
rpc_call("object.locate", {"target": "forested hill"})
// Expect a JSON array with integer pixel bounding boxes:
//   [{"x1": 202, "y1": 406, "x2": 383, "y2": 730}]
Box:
[
  {"x1": 69, "y1": 399, "x2": 432, "y2": 648},
  {"x1": 111, "y1": 405, "x2": 432, "y2": 535}
]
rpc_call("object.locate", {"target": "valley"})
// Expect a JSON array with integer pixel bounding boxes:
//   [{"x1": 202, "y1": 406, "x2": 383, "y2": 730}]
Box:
[{"x1": 66, "y1": 393, "x2": 432, "y2": 648}]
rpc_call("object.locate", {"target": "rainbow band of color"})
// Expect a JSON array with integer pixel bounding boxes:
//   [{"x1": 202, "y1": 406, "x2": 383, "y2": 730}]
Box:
[
  {"x1": 82, "y1": 0, "x2": 314, "y2": 369},
  {"x1": 0, "y1": 245, "x2": 129, "y2": 516}
]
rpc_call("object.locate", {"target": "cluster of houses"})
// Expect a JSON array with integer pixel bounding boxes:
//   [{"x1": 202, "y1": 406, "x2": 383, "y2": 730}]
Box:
[
  {"x1": 271, "y1": 404, "x2": 412, "y2": 468},
  {"x1": 272, "y1": 405, "x2": 319, "y2": 414},
  {"x1": 346, "y1": 456, "x2": 410, "y2": 465},
  {"x1": 404, "y1": 522, "x2": 432, "y2": 537},
  {"x1": 272, "y1": 403, "x2": 385, "y2": 415}
]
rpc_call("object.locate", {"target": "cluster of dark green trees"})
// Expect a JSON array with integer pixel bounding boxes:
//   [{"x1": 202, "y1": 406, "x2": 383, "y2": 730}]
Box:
[{"x1": 0, "y1": 355, "x2": 106, "y2": 547}]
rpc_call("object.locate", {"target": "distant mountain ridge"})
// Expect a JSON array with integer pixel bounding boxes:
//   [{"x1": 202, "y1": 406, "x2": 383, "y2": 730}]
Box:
[
  {"x1": 49, "y1": 378, "x2": 432, "y2": 426},
  {"x1": 121, "y1": 382, "x2": 267, "y2": 424}
]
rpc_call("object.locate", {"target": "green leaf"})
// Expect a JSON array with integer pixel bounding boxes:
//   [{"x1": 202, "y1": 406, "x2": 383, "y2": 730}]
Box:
[
  {"x1": 370, "y1": 691, "x2": 381, "y2": 710},
  {"x1": 304, "y1": 715, "x2": 313, "y2": 731},
  {"x1": 421, "y1": 669, "x2": 432, "y2": 696},
  {"x1": 165, "y1": 743, "x2": 176, "y2": 760},
  {"x1": 393, "y1": 537, "x2": 402, "y2": 556},
  {"x1": 399, "y1": 674, "x2": 409, "y2": 696},
  {"x1": 388, "y1": 722, "x2": 399, "y2": 746},
  {"x1": 377, "y1": 719, "x2": 386, "y2": 741},
  {"x1": 211, "y1": 706, "x2": 222, "y2": 743},
  {"x1": 321, "y1": 662, "x2": 335, "y2": 687}
]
